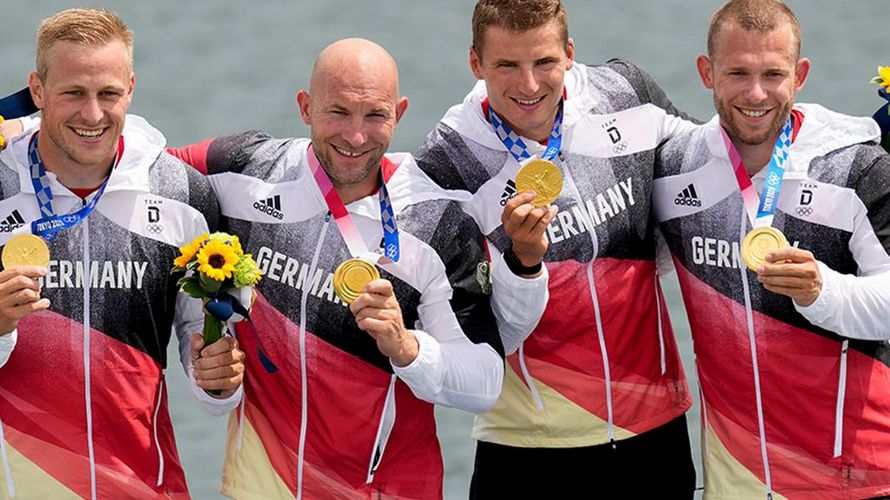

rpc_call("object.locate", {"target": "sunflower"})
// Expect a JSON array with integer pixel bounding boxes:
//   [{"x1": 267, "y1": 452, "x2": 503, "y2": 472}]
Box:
[
  {"x1": 872, "y1": 66, "x2": 890, "y2": 91},
  {"x1": 196, "y1": 239, "x2": 239, "y2": 281},
  {"x1": 174, "y1": 232, "x2": 208, "y2": 268}
]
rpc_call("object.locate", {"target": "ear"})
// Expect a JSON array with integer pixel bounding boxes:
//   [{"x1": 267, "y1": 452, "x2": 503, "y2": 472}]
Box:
[
  {"x1": 28, "y1": 72, "x2": 45, "y2": 109},
  {"x1": 469, "y1": 45, "x2": 484, "y2": 80},
  {"x1": 127, "y1": 73, "x2": 135, "y2": 96},
  {"x1": 395, "y1": 96, "x2": 409, "y2": 124},
  {"x1": 296, "y1": 90, "x2": 311, "y2": 125},
  {"x1": 794, "y1": 57, "x2": 810, "y2": 92},
  {"x1": 565, "y1": 37, "x2": 575, "y2": 70},
  {"x1": 696, "y1": 55, "x2": 715, "y2": 89}
]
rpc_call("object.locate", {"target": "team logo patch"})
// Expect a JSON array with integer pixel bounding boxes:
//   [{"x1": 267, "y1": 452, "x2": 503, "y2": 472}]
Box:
[
  {"x1": 674, "y1": 183, "x2": 702, "y2": 207},
  {"x1": 254, "y1": 195, "x2": 284, "y2": 220},
  {"x1": 0, "y1": 209, "x2": 25, "y2": 233}
]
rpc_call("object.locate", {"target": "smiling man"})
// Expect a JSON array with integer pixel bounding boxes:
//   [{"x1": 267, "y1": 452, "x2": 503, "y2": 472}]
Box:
[
  {"x1": 653, "y1": 0, "x2": 890, "y2": 498},
  {"x1": 0, "y1": 9, "x2": 244, "y2": 499},
  {"x1": 161, "y1": 38, "x2": 550, "y2": 499},
  {"x1": 414, "y1": 0, "x2": 699, "y2": 498}
]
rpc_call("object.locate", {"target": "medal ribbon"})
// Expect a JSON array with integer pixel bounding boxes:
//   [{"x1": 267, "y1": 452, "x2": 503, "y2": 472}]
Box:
[
  {"x1": 28, "y1": 133, "x2": 122, "y2": 242},
  {"x1": 721, "y1": 118, "x2": 793, "y2": 228},
  {"x1": 205, "y1": 293, "x2": 278, "y2": 373},
  {"x1": 307, "y1": 145, "x2": 399, "y2": 263},
  {"x1": 488, "y1": 101, "x2": 564, "y2": 163}
]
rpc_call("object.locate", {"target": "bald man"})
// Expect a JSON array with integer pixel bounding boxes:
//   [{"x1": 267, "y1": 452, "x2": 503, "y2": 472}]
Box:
[{"x1": 159, "y1": 38, "x2": 546, "y2": 499}]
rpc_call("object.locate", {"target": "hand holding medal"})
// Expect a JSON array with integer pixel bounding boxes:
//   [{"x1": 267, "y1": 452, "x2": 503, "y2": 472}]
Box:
[{"x1": 0, "y1": 234, "x2": 52, "y2": 335}]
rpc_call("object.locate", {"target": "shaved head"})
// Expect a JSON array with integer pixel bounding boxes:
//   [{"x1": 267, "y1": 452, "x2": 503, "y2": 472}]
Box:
[
  {"x1": 310, "y1": 38, "x2": 400, "y2": 100},
  {"x1": 297, "y1": 38, "x2": 408, "y2": 203}
]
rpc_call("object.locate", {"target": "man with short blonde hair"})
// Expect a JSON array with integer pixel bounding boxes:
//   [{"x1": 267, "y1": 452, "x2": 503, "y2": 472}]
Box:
[{"x1": 0, "y1": 9, "x2": 243, "y2": 498}]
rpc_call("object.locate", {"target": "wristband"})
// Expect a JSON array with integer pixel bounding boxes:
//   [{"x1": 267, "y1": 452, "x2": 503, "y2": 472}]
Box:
[{"x1": 503, "y1": 244, "x2": 542, "y2": 276}]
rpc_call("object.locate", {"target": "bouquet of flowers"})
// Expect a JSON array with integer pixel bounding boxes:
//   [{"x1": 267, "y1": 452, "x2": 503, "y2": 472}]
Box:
[
  {"x1": 172, "y1": 232, "x2": 262, "y2": 346},
  {"x1": 870, "y1": 66, "x2": 890, "y2": 152}
]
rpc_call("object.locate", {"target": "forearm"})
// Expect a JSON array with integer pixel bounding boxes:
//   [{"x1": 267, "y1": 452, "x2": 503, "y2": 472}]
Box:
[
  {"x1": 795, "y1": 262, "x2": 890, "y2": 340},
  {"x1": 393, "y1": 301, "x2": 504, "y2": 413},
  {"x1": 490, "y1": 249, "x2": 548, "y2": 355}
]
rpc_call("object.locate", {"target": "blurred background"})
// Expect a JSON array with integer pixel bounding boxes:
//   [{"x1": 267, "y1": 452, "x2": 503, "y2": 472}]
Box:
[{"x1": 3, "y1": 1, "x2": 885, "y2": 498}]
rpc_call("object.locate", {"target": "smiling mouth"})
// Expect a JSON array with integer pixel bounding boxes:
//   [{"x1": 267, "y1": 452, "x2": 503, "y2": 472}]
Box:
[
  {"x1": 737, "y1": 108, "x2": 770, "y2": 118},
  {"x1": 72, "y1": 127, "x2": 106, "y2": 138},
  {"x1": 511, "y1": 96, "x2": 545, "y2": 106},
  {"x1": 331, "y1": 144, "x2": 370, "y2": 158}
]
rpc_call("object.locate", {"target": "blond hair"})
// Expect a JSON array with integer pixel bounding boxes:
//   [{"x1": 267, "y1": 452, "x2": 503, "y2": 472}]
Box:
[
  {"x1": 708, "y1": 0, "x2": 801, "y2": 60},
  {"x1": 472, "y1": 0, "x2": 569, "y2": 58},
  {"x1": 36, "y1": 8, "x2": 133, "y2": 81}
]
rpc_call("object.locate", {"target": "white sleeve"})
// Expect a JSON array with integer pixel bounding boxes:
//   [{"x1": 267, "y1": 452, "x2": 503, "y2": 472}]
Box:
[
  {"x1": 794, "y1": 262, "x2": 890, "y2": 340},
  {"x1": 655, "y1": 105, "x2": 699, "y2": 143},
  {"x1": 489, "y1": 248, "x2": 548, "y2": 355},
  {"x1": 0, "y1": 329, "x2": 17, "y2": 368},
  {"x1": 174, "y1": 292, "x2": 242, "y2": 415},
  {"x1": 392, "y1": 299, "x2": 504, "y2": 414}
]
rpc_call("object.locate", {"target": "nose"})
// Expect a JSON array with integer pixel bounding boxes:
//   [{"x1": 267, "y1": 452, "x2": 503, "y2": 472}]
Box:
[
  {"x1": 341, "y1": 117, "x2": 367, "y2": 148},
  {"x1": 517, "y1": 66, "x2": 540, "y2": 96},
  {"x1": 80, "y1": 95, "x2": 103, "y2": 124},
  {"x1": 745, "y1": 79, "x2": 768, "y2": 103}
]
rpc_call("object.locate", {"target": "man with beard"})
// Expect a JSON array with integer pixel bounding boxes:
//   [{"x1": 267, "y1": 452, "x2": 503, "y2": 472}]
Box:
[
  {"x1": 165, "y1": 38, "x2": 547, "y2": 499},
  {"x1": 652, "y1": 0, "x2": 890, "y2": 497}
]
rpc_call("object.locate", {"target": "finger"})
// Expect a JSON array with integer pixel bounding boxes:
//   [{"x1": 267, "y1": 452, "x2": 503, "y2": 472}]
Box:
[
  {"x1": 196, "y1": 374, "x2": 243, "y2": 392},
  {"x1": 189, "y1": 333, "x2": 205, "y2": 360},
  {"x1": 503, "y1": 203, "x2": 536, "y2": 234},
  {"x1": 502, "y1": 191, "x2": 537, "y2": 216},
  {"x1": 200, "y1": 335, "x2": 238, "y2": 358},
  {"x1": 761, "y1": 283, "x2": 805, "y2": 298},
  {"x1": 765, "y1": 247, "x2": 814, "y2": 264},
  {"x1": 0, "y1": 274, "x2": 43, "y2": 296},
  {"x1": 361, "y1": 279, "x2": 394, "y2": 297},
  {"x1": 194, "y1": 362, "x2": 244, "y2": 381},
  {"x1": 4, "y1": 298, "x2": 51, "y2": 320},
  {"x1": 757, "y1": 262, "x2": 818, "y2": 279},
  {"x1": 3, "y1": 287, "x2": 42, "y2": 308},
  {"x1": 757, "y1": 275, "x2": 810, "y2": 289},
  {"x1": 0, "y1": 266, "x2": 48, "y2": 284}
]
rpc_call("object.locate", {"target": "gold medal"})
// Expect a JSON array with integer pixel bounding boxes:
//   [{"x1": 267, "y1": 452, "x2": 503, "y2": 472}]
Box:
[
  {"x1": 515, "y1": 159, "x2": 563, "y2": 207},
  {"x1": 741, "y1": 226, "x2": 789, "y2": 272},
  {"x1": 333, "y1": 258, "x2": 380, "y2": 304},
  {"x1": 2, "y1": 234, "x2": 50, "y2": 269}
]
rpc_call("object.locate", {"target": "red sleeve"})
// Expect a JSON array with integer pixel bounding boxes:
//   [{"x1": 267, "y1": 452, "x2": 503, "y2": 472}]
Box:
[{"x1": 165, "y1": 138, "x2": 214, "y2": 175}]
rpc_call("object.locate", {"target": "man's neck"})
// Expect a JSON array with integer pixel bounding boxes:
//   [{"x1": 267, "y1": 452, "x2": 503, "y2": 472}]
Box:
[
  {"x1": 336, "y1": 171, "x2": 381, "y2": 205},
  {"x1": 736, "y1": 141, "x2": 776, "y2": 177},
  {"x1": 37, "y1": 131, "x2": 114, "y2": 189}
]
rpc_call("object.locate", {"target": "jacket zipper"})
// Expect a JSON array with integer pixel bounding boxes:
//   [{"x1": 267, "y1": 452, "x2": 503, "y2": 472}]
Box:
[
  {"x1": 153, "y1": 375, "x2": 166, "y2": 487},
  {"x1": 296, "y1": 212, "x2": 330, "y2": 500},
  {"x1": 562, "y1": 166, "x2": 616, "y2": 444},
  {"x1": 736, "y1": 208, "x2": 772, "y2": 499},
  {"x1": 82, "y1": 214, "x2": 98, "y2": 500},
  {"x1": 365, "y1": 375, "x2": 397, "y2": 483}
]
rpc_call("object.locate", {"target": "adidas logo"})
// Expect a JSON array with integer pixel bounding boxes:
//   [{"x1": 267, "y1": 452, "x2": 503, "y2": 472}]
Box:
[
  {"x1": 674, "y1": 184, "x2": 702, "y2": 207},
  {"x1": 499, "y1": 179, "x2": 517, "y2": 206},
  {"x1": 0, "y1": 210, "x2": 25, "y2": 233},
  {"x1": 253, "y1": 195, "x2": 284, "y2": 220}
]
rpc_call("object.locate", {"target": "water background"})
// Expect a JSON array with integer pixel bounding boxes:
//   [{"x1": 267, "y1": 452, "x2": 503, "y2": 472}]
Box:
[{"x1": 2, "y1": 1, "x2": 886, "y2": 498}]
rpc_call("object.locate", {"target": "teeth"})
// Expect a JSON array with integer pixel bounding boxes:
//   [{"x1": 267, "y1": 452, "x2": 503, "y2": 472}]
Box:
[
  {"x1": 740, "y1": 109, "x2": 768, "y2": 118},
  {"x1": 74, "y1": 128, "x2": 103, "y2": 137},
  {"x1": 514, "y1": 96, "x2": 544, "y2": 106},
  {"x1": 332, "y1": 145, "x2": 364, "y2": 158}
]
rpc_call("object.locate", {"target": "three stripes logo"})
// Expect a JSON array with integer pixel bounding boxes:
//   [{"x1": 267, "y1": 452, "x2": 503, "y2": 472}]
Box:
[
  {"x1": 0, "y1": 210, "x2": 25, "y2": 233},
  {"x1": 674, "y1": 184, "x2": 702, "y2": 207},
  {"x1": 500, "y1": 179, "x2": 517, "y2": 206},
  {"x1": 254, "y1": 195, "x2": 284, "y2": 220}
]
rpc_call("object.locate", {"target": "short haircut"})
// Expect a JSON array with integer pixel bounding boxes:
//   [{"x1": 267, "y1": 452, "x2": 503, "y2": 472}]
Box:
[
  {"x1": 472, "y1": 0, "x2": 568, "y2": 58},
  {"x1": 708, "y1": 0, "x2": 801, "y2": 60},
  {"x1": 36, "y1": 8, "x2": 134, "y2": 81}
]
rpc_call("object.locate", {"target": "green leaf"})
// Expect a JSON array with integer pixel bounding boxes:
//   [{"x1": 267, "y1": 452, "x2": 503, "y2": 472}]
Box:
[{"x1": 180, "y1": 279, "x2": 209, "y2": 298}]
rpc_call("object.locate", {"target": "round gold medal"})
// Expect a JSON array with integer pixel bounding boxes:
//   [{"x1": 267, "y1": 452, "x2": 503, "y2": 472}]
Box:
[
  {"x1": 333, "y1": 258, "x2": 380, "y2": 304},
  {"x1": 2, "y1": 234, "x2": 50, "y2": 269},
  {"x1": 741, "y1": 226, "x2": 789, "y2": 272},
  {"x1": 515, "y1": 159, "x2": 563, "y2": 207}
]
